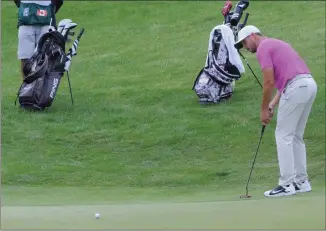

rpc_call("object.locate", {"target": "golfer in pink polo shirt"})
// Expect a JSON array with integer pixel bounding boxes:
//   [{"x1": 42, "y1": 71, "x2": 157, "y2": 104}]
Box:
[{"x1": 234, "y1": 25, "x2": 318, "y2": 197}]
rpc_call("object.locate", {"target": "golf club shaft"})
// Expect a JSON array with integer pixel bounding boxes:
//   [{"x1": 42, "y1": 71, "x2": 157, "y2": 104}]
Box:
[
  {"x1": 245, "y1": 125, "x2": 266, "y2": 195},
  {"x1": 77, "y1": 28, "x2": 85, "y2": 40},
  {"x1": 238, "y1": 51, "x2": 263, "y2": 88},
  {"x1": 242, "y1": 12, "x2": 249, "y2": 26},
  {"x1": 66, "y1": 71, "x2": 74, "y2": 105}
]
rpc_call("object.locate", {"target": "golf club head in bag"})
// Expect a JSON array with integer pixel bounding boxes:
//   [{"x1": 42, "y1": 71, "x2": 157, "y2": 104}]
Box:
[
  {"x1": 221, "y1": 1, "x2": 233, "y2": 18},
  {"x1": 58, "y1": 19, "x2": 73, "y2": 33},
  {"x1": 221, "y1": 0, "x2": 250, "y2": 40},
  {"x1": 230, "y1": 0, "x2": 249, "y2": 26},
  {"x1": 58, "y1": 19, "x2": 77, "y2": 41},
  {"x1": 64, "y1": 28, "x2": 85, "y2": 72}
]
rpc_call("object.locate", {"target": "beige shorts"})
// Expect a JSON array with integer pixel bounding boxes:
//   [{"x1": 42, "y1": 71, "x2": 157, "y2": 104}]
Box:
[{"x1": 18, "y1": 25, "x2": 49, "y2": 60}]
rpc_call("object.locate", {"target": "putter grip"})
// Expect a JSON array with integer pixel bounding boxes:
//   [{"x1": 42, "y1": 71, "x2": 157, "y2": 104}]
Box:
[
  {"x1": 261, "y1": 125, "x2": 266, "y2": 134},
  {"x1": 77, "y1": 28, "x2": 85, "y2": 40}
]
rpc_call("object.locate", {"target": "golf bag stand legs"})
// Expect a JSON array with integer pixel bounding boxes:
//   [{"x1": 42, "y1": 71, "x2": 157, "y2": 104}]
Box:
[
  {"x1": 66, "y1": 71, "x2": 74, "y2": 105},
  {"x1": 63, "y1": 28, "x2": 85, "y2": 106}
]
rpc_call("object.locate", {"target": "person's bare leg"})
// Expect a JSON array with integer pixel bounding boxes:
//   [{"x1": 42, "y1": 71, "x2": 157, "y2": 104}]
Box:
[
  {"x1": 18, "y1": 25, "x2": 36, "y2": 80},
  {"x1": 20, "y1": 59, "x2": 27, "y2": 80}
]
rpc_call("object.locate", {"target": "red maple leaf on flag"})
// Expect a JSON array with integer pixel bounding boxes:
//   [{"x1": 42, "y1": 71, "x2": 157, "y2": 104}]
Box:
[{"x1": 37, "y1": 9, "x2": 48, "y2": 17}]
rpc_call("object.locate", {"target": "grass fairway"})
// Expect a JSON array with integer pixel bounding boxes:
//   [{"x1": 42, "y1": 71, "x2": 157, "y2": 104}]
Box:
[{"x1": 1, "y1": 1, "x2": 325, "y2": 229}]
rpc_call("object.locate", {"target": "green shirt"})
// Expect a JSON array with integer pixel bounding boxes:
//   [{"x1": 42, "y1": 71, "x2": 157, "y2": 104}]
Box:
[{"x1": 18, "y1": 1, "x2": 54, "y2": 27}]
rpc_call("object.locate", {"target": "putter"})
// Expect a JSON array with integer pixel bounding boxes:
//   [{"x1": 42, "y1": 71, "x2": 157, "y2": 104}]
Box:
[{"x1": 240, "y1": 125, "x2": 266, "y2": 199}]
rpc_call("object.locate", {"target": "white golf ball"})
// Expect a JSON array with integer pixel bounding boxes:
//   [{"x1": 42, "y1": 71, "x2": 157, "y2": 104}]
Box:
[{"x1": 95, "y1": 213, "x2": 100, "y2": 219}]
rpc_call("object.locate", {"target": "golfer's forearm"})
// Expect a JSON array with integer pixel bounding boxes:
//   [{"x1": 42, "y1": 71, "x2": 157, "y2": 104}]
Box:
[
  {"x1": 272, "y1": 90, "x2": 281, "y2": 105},
  {"x1": 261, "y1": 68, "x2": 275, "y2": 110},
  {"x1": 261, "y1": 86, "x2": 274, "y2": 110}
]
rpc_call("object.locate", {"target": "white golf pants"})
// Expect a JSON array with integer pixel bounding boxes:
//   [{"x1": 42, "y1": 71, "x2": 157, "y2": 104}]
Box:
[{"x1": 275, "y1": 74, "x2": 317, "y2": 187}]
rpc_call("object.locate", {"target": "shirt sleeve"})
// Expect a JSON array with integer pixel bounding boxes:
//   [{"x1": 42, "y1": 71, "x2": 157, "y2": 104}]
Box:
[{"x1": 256, "y1": 42, "x2": 273, "y2": 70}]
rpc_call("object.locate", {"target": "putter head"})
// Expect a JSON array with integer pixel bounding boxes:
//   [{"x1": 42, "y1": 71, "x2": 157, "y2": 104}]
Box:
[{"x1": 240, "y1": 195, "x2": 252, "y2": 199}]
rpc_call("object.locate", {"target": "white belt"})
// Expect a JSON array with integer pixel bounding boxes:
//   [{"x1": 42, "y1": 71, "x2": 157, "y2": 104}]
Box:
[{"x1": 286, "y1": 73, "x2": 312, "y2": 87}]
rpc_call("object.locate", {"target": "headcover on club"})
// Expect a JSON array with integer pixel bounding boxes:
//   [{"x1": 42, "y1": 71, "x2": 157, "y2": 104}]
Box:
[
  {"x1": 58, "y1": 19, "x2": 73, "y2": 33},
  {"x1": 222, "y1": 1, "x2": 233, "y2": 17},
  {"x1": 230, "y1": 0, "x2": 249, "y2": 26},
  {"x1": 63, "y1": 23, "x2": 77, "y2": 40},
  {"x1": 58, "y1": 19, "x2": 78, "y2": 41}
]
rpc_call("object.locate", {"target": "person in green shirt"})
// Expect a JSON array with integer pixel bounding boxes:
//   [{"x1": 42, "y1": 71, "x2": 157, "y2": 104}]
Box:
[{"x1": 14, "y1": 0, "x2": 64, "y2": 80}]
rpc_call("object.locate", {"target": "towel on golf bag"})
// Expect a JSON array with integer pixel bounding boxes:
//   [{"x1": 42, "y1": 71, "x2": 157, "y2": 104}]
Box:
[
  {"x1": 205, "y1": 25, "x2": 245, "y2": 73},
  {"x1": 15, "y1": 30, "x2": 67, "y2": 110},
  {"x1": 192, "y1": 24, "x2": 245, "y2": 104}
]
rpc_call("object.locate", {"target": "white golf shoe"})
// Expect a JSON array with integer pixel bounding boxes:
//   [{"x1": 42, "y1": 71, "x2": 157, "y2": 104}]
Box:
[
  {"x1": 293, "y1": 181, "x2": 312, "y2": 193},
  {"x1": 264, "y1": 184, "x2": 296, "y2": 197}
]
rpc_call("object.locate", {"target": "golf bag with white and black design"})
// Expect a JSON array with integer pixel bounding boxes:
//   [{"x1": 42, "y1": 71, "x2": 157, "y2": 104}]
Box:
[
  {"x1": 192, "y1": 25, "x2": 244, "y2": 104},
  {"x1": 192, "y1": 0, "x2": 250, "y2": 104},
  {"x1": 15, "y1": 19, "x2": 85, "y2": 111}
]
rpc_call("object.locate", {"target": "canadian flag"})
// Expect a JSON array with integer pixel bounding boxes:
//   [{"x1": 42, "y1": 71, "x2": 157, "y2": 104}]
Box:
[{"x1": 37, "y1": 9, "x2": 48, "y2": 17}]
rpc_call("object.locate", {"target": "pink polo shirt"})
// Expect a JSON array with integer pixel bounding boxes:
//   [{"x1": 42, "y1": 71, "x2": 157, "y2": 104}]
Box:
[{"x1": 256, "y1": 38, "x2": 311, "y2": 92}]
